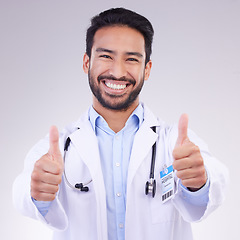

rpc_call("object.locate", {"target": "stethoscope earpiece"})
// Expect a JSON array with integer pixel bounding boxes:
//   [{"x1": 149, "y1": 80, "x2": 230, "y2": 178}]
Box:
[{"x1": 75, "y1": 183, "x2": 89, "y2": 192}]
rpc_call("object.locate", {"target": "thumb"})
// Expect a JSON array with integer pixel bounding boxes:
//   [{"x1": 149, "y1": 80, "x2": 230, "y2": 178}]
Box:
[
  {"x1": 48, "y1": 125, "x2": 61, "y2": 160},
  {"x1": 176, "y1": 113, "x2": 189, "y2": 146}
]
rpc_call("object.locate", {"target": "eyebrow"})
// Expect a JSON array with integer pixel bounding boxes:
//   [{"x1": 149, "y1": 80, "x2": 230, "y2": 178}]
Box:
[
  {"x1": 96, "y1": 48, "x2": 114, "y2": 54},
  {"x1": 96, "y1": 48, "x2": 143, "y2": 58}
]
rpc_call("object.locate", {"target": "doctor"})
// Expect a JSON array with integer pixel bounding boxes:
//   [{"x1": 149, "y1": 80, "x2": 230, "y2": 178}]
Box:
[{"x1": 13, "y1": 8, "x2": 228, "y2": 240}]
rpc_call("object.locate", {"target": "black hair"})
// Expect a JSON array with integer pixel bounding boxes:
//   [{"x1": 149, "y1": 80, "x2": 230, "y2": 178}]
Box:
[{"x1": 86, "y1": 8, "x2": 154, "y2": 64}]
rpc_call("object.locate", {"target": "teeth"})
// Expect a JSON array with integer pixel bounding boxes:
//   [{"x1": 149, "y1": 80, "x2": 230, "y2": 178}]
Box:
[{"x1": 105, "y1": 82, "x2": 126, "y2": 90}]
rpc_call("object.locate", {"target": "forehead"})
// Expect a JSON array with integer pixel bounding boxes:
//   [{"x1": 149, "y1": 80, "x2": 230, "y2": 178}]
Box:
[{"x1": 92, "y1": 26, "x2": 145, "y2": 55}]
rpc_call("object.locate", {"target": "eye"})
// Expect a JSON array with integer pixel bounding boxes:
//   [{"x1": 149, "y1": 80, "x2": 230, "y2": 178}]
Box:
[
  {"x1": 127, "y1": 58, "x2": 139, "y2": 62},
  {"x1": 99, "y1": 54, "x2": 112, "y2": 59}
]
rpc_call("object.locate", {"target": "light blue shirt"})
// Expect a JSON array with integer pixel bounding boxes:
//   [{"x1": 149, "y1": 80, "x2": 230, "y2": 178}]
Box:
[
  {"x1": 89, "y1": 104, "x2": 144, "y2": 240},
  {"x1": 33, "y1": 104, "x2": 209, "y2": 240}
]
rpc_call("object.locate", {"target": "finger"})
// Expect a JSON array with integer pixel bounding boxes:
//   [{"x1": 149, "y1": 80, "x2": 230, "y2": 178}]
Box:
[
  {"x1": 31, "y1": 181, "x2": 59, "y2": 194},
  {"x1": 176, "y1": 113, "x2": 189, "y2": 146},
  {"x1": 172, "y1": 157, "x2": 192, "y2": 171},
  {"x1": 48, "y1": 125, "x2": 61, "y2": 160},
  {"x1": 173, "y1": 142, "x2": 200, "y2": 160},
  {"x1": 176, "y1": 168, "x2": 201, "y2": 180},
  {"x1": 31, "y1": 190, "x2": 57, "y2": 201},
  {"x1": 181, "y1": 177, "x2": 207, "y2": 190},
  {"x1": 32, "y1": 165, "x2": 62, "y2": 184},
  {"x1": 34, "y1": 157, "x2": 62, "y2": 175}
]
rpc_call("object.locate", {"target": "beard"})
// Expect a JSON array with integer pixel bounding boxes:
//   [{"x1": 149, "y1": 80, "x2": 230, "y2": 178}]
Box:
[{"x1": 88, "y1": 71, "x2": 145, "y2": 111}]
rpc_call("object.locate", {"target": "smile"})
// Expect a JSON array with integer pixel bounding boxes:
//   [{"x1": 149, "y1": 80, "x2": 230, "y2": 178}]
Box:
[{"x1": 105, "y1": 82, "x2": 127, "y2": 90}]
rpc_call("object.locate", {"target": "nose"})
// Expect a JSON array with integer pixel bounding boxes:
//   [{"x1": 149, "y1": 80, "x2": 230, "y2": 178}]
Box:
[{"x1": 109, "y1": 59, "x2": 127, "y2": 79}]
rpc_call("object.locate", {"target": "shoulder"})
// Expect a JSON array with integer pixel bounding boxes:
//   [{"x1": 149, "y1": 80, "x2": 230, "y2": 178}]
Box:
[
  {"x1": 28, "y1": 109, "x2": 91, "y2": 158},
  {"x1": 142, "y1": 104, "x2": 208, "y2": 151}
]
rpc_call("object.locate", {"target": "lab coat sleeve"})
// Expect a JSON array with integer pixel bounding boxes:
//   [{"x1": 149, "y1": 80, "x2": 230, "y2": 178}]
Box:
[
  {"x1": 169, "y1": 126, "x2": 229, "y2": 223},
  {"x1": 12, "y1": 136, "x2": 68, "y2": 230}
]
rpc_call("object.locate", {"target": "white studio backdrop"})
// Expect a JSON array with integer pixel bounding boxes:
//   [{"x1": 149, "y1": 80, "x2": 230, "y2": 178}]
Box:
[{"x1": 0, "y1": 0, "x2": 239, "y2": 239}]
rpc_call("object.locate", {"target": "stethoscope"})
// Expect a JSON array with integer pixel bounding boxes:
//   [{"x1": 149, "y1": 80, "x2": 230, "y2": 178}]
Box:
[
  {"x1": 63, "y1": 126, "x2": 157, "y2": 197},
  {"x1": 63, "y1": 137, "x2": 92, "y2": 192}
]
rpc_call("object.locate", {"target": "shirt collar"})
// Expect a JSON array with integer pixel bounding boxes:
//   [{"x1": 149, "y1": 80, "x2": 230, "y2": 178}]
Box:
[{"x1": 88, "y1": 103, "x2": 144, "y2": 134}]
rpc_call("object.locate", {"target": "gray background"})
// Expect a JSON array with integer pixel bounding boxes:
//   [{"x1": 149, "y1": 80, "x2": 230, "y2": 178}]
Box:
[{"x1": 1, "y1": 0, "x2": 239, "y2": 239}]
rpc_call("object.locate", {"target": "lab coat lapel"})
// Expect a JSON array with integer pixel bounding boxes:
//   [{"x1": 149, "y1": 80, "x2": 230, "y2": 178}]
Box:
[
  {"x1": 127, "y1": 106, "x2": 159, "y2": 187},
  {"x1": 69, "y1": 123, "x2": 100, "y2": 177},
  {"x1": 69, "y1": 116, "x2": 108, "y2": 240}
]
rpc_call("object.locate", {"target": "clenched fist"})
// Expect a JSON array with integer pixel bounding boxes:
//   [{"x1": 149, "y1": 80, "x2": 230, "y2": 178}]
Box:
[
  {"x1": 172, "y1": 114, "x2": 207, "y2": 191},
  {"x1": 31, "y1": 126, "x2": 64, "y2": 201}
]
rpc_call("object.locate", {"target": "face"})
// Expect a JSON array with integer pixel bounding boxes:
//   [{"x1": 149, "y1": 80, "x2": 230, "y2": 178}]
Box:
[{"x1": 83, "y1": 26, "x2": 152, "y2": 111}]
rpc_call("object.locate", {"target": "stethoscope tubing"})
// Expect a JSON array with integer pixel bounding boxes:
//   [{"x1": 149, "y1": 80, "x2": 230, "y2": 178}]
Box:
[
  {"x1": 63, "y1": 126, "x2": 158, "y2": 196},
  {"x1": 63, "y1": 137, "x2": 92, "y2": 191}
]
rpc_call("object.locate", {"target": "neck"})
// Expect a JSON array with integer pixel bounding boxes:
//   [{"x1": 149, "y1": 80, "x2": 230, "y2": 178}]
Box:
[{"x1": 92, "y1": 99, "x2": 139, "y2": 133}]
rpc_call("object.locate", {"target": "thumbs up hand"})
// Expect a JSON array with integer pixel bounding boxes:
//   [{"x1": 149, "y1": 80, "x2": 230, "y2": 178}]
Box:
[
  {"x1": 31, "y1": 126, "x2": 64, "y2": 201},
  {"x1": 172, "y1": 114, "x2": 207, "y2": 191}
]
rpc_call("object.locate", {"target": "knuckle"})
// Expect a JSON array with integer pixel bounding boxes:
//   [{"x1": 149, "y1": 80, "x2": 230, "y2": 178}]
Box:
[
  {"x1": 57, "y1": 175, "x2": 63, "y2": 184},
  {"x1": 31, "y1": 191, "x2": 40, "y2": 200},
  {"x1": 199, "y1": 167, "x2": 206, "y2": 176},
  {"x1": 31, "y1": 180, "x2": 42, "y2": 193},
  {"x1": 34, "y1": 159, "x2": 42, "y2": 169},
  {"x1": 49, "y1": 193, "x2": 56, "y2": 201},
  {"x1": 35, "y1": 154, "x2": 50, "y2": 167},
  {"x1": 54, "y1": 185, "x2": 59, "y2": 193},
  {"x1": 31, "y1": 171, "x2": 40, "y2": 181},
  {"x1": 193, "y1": 154, "x2": 204, "y2": 166},
  {"x1": 191, "y1": 145, "x2": 199, "y2": 153},
  {"x1": 181, "y1": 179, "x2": 187, "y2": 187},
  {"x1": 53, "y1": 176, "x2": 61, "y2": 186},
  {"x1": 172, "y1": 161, "x2": 177, "y2": 170},
  {"x1": 54, "y1": 163, "x2": 63, "y2": 175},
  {"x1": 30, "y1": 181, "x2": 36, "y2": 190},
  {"x1": 34, "y1": 158, "x2": 45, "y2": 170},
  {"x1": 56, "y1": 165, "x2": 62, "y2": 174},
  {"x1": 176, "y1": 171, "x2": 182, "y2": 179}
]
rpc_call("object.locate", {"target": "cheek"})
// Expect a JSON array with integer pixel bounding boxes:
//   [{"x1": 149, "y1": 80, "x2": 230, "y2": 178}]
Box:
[
  {"x1": 126, "y1": 65, "x2": 143, "y2": 80},
  {"x1": 90, "y1": 61, "x2": 109, "y2": 77},
  {"x1": 134, "y1": 67, "x2": 146, "y2": 82}
]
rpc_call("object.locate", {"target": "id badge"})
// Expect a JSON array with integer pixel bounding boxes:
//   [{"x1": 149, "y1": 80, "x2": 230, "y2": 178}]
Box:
[{"x1": 160, "y1": 165, "x2": 174, "y2": 203}]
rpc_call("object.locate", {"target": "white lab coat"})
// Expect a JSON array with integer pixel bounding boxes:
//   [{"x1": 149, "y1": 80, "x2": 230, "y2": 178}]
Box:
[{"x1": 13, "y1": 105, "x2": 228, "y2": 240}]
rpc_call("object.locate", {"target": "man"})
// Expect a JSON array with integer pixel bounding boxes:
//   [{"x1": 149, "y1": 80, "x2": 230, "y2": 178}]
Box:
[{"x1": 13, "y1": 8, "x2": 228, "y2": 240}]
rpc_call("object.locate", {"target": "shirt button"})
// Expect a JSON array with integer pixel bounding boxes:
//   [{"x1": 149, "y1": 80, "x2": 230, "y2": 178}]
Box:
[
  {"x1": 115, "y1": 135, "x2": 119, "y2": 140},
  {"x1": 119, "y1": 223, "x2": 124, "y2": 229},
  {"x1": 116, "y1": 192, "x2": 121, "y2": 197},
  {"x1": 116, "y1": 162, "x2": 120, "y2": 167}
]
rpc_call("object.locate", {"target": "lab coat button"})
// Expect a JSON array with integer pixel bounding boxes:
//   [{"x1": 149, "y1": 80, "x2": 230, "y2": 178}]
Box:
[
  {"x1": 116, "y1": 162, "x2": 120, "y2": 167},
  {"x1": 116, "y1": 192, "x2": 121, "y2": 197},
  {"x1": 119, "y1": 223, "x2": 124, "y2": 228}
]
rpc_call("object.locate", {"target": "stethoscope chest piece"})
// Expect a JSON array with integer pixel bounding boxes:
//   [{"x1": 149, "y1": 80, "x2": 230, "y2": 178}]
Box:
[{"x1": 145, "y1": 178, "x2": 156, "y2": 197}]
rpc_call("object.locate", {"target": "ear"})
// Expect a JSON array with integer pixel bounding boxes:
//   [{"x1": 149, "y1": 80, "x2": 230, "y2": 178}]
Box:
[
  {"x1": 83, "y1": 53, "x2": 90, "y2": 74},
  {"x1": 144, "y1": 60, "x2": 152, "y2": 81}
]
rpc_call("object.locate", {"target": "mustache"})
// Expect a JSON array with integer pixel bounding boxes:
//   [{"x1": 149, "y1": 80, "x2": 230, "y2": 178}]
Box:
[{"x1": 98, "y1": 75, "x2": 136, "y2": 85}]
